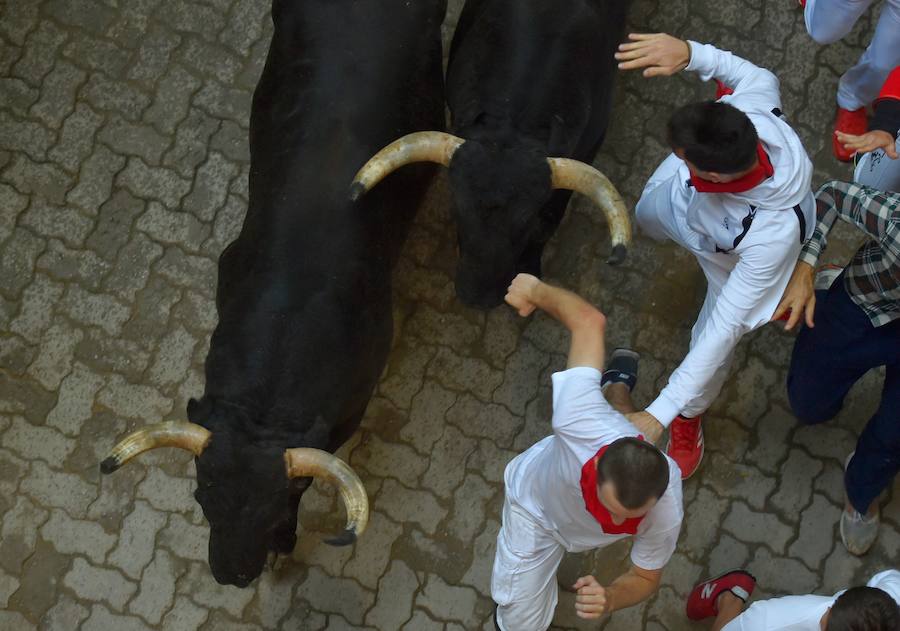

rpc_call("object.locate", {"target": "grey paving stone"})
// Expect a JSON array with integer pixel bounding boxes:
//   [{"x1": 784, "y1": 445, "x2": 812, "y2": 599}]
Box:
[
  {"x1": 0, "y1": 112, "x2": 54, "y2": 161},
  {"x1": 30, "y1": 60, "x2": 87, "y2": 128},
  {"x1": 0, "y1": 496, "x2": 49, "y2": 574},
  {"x1": 19, "y1": 460, "x2": 97, "y2": 519},
  {"x1": 722, "y1": 501, "x2": 793, "y2": 554},
  {"x1": 126, "y1": 24, "x2": 182, "y2": 88},
  {"x1": 747, "y1": 547, "x2": 819, "y2": 596},
  {"x1": 98, "y1": 115, "x2": 171, "y2": 165},
  {"x1": 108, "y1": 500, "x2": 169, "y2": 580},
  {"x1": 9, "y1": 274, "x2": 65, "y2": 342},
  {"x1": 144, "y1": 65, "x2": 202, "y2": 135},
  {"x1": 0, "y1": 1, "x2": 39, "y2": 46},
  {"x1": 103, "y1": 232, "x2": 163, "y2": 301},
  {"x1": 37, "y1": 238, "x2": 112, "y2": 290},
  {"x1": 770, "y1": 449, "x2": 824, "y2": 515},
  {"x1": 0, "y1": 77, "x2": 41, "y2": 118},
  {"x1": 218, "y1": 0, "x2": 269, "y2": 56},
  {"x1": 180, "y1": 37, "x2": 243, "y2": 85},
  {"x1": 45, "y1": 363, "x2": 105, "y2": 437},
  {"x1": 159, "y1": 513, "x2": 208, "y2": 563},
  {"x1": 2, "y1": 416, "x2": 76, "y2": 465},
  {"x1": 421, "y1": 425, "x2": 477, "y2": 499},
  {"x1": 209, "y1": 119, "x2": 250, "y2": 163},
  {"x1": 13, "y1": 21, "x2": 69, "y2": 88},
  {"x1": 129, "y1": 549, "x2": 181, "y2": 624},
  {"x1": 156, "y1": 3, "x2": 227, "y2": 42},
  {"x1": 82, "y1": 72, "x2": 151, "y2": 122},
  {"x1": 21, "y1": 199, "x2": 94, "y2": 249},
  {"x1": 445, "y1": 472, "x2": 494, "y2": 543},
  {"x1": 98, "y1": 374, "x2": 173, "y2": 423},
  {"x1": 351, "y1": 433, "x2": 427, "y2": 488},
  {"x1": 160, "y1": 595, "x2": 209, "y2": 631},
  {"x1": 417, "y1": 573, "x2": 480, "y2": 629},
  {"x1": 401, "y1": 380, "x2": 458, "y2": 454},
  {"x1": 377, "y1": 337, "x2": 438, "y2": 410},
  {"x1": 41, "y1": 594, "x2": 91, "y2": 631},
  {"x1": 44, "y1": 0, "x2": 118, "y2": 36},
  {"x1": 428, "y1": 346, "x2": 504, "y2": 402},
  {"x1": 60, "y1": 285, "x2": 130, "y2": 337},
  {"x1": 67, "y1": 145, "x2": 128, "y2": 214},
  {"x1": 3, "y1": 153, "x2": 73, "y2": 205},
  {"x1": 118, "y1": 159, "x2": 192, "y2": 210},
  {"x1": 40, "y1": 508, "x2": 116, "y2": 564},
  {"x1": 366, "y1": 559, "x2": 418, "y2": 629},
  {"x1": 707, "y1": 534, "x2": 751, "y2": 578},
  {"x1": 81, "y1": 603, "x2": 153, "y2": 631},
  {"x1": 193, "y1": 80, "x2": 251, "y2": 127},
  {"x1": 376, "y1": 479, "x2": 447, "y2": 535},
  {"x1": 62, "y1": 35, "x2": 132, "y2": 77},
  {"x1": 703, "y1": 453, "x2": 777, "y2": 511},
  {"x1": 162, "y1": 107, "x2": 221, "y2": 178}
]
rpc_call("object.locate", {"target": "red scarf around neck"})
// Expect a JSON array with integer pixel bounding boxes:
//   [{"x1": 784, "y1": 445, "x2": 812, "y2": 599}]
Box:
[
  {"x1": 690, "y1": 143, "x2": 774, "y2": 194},
  {"x1": 579, "y1": 443, "x2": 646, "y2": 535}
]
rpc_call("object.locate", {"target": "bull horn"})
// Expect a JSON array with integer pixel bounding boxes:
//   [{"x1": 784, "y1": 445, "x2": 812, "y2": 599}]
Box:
[
  {"x1": 350, "y1": 131, "x2": 465, "y2": 202},
  {"x1": 284, "y1": 448, "x2": 369, "y2": 546},
  {"x1": 100, "y1": 421, "x2": 212, "y2": 474},
  {"x1": 547, "y1": 158, "x2": 632, "y2": 265}
]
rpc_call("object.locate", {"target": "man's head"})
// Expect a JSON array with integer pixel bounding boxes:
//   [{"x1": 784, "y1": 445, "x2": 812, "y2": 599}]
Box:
[
  {"x1": 596, "y1": 437, "x2": 670, "y2": 523},
  {"x1": 667, "y1": 101, "x2": 759, "y2": 181},
  {"x1": 822, "y1": 586, "x2": 900, "y2": 631}
]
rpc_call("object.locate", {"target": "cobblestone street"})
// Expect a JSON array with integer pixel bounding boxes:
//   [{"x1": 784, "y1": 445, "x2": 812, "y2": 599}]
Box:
[{"x1": 1, "y1": 0, "x2": 897, "y2": 629}]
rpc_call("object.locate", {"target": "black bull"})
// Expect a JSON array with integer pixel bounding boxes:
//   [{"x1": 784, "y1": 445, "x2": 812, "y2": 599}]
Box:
[
  {"x1": 354, "y1": 0, "x2": 634, "y2": 308},
  {"x1": 101, "y1": 0, "x2": 446, "y2": 587}
]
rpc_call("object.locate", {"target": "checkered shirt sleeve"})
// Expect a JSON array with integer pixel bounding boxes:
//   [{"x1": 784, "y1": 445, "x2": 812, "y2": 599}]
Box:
[{"x1": 799, "y1": 180, "x2": 900, "y2": 327}]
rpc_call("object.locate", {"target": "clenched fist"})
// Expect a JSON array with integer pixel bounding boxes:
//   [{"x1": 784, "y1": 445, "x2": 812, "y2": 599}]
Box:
[{"x1": 573, "y1": 575, "x2": 609, "y2": 619}]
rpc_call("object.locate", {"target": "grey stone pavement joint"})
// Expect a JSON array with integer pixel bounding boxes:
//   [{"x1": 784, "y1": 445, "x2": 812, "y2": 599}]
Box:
[{"x1": 1, "y1": 0, "x2": 897, "y2": 629}]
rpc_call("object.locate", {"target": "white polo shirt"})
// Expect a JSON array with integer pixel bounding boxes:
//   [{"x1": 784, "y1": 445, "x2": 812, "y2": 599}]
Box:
[
  {"x1": 504, "y1": 367, "x2": 684, "y2": 570},
  {"x1": 724, "y1": 570, "x2": 900, "y2": 630}
]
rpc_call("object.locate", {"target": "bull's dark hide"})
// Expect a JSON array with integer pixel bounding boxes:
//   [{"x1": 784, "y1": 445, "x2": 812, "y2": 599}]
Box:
[
  {"x1": 446, "y1": 0, "x2": 632, "y2": 307},
  {"x1": 190, "y1": 0, "x2": 446, "y2": 587}
]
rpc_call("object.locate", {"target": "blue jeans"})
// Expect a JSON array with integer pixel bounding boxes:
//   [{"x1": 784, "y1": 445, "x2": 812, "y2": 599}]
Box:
[{"x1": 787, "y1": 273, "x2": 900, "y2": 514}]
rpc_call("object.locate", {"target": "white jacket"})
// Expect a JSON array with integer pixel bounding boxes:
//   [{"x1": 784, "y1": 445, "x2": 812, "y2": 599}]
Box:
[{"x1": 645, "y1": 42, "x2": 816, "y2": 427}]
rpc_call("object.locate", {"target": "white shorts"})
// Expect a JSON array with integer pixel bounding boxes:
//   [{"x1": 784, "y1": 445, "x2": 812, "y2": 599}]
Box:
[{"x1": 491, "y1": 498, "x2": 566, "y2": 631}]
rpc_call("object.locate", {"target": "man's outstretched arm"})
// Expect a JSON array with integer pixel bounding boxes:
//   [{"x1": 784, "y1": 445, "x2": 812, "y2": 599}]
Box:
[{"x1": 505, "y1": 273, "x2": 606, "y2": 371}]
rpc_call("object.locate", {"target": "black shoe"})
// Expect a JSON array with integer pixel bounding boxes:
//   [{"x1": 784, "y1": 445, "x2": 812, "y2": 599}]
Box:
[{"x1": 600, "y1": 348, "x2": 639, "y2": 392}]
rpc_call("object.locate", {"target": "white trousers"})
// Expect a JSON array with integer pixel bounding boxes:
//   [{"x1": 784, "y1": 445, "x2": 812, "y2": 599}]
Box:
[
  {"x1": 491, "y1": 498, "x2": 566, "y2": 631},
  {"x1": 634, "y1": 154, "x2": 737, "y2": 418},
  {"x1": 805, "y1": 0, "x2": 900, "y2": 110}
]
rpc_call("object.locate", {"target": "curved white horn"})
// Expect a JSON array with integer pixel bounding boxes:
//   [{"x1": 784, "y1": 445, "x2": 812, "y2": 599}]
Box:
[
  {"x1": 350, "y1": 131, "x2": 464, "y2": 201},
  {"x1": 101, "y1": 421, "x2": 212, "y2": 474},
  {"x1": 284, "y1": 448, "x2": 369, "y2": 546},
  {"x1": 547, "y1": 158, "x2": 632, "y2": 265}
]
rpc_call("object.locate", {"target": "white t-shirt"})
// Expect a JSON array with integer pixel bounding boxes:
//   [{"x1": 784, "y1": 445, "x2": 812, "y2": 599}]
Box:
[
  {"x1": 723, "y1": 569, "x2": 900, "y2": 630},
  {"x1": 504, "y1": 367, "x2": 684, "y2": 570}
]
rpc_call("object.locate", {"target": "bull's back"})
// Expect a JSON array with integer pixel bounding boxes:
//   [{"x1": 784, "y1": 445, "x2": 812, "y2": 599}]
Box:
[
  {"x1": 206, "y1": 0, "x2": 446, "y2": 435},
  {"x1": 448, "y1": 0, "x2": 629, "y2": 157}
]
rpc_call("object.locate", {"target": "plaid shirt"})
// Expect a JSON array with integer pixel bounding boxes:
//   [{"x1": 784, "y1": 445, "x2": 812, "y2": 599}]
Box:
[{"x1": 799, "y1": 180, "x2": 900, "y2": 327}]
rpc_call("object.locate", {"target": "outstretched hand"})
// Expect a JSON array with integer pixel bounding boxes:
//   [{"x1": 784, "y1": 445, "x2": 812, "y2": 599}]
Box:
[
  {"x1": 772, "y1": 261, "x2": 816, "y2": 331},
  {"x1": 615, "y1": 33, "x2": 691, "y2": 77},
  {"x1": 625, "y1": 411, "x2": 665, "y2": 445},
  {"x1": 572, "y1": 575, "x2": 608, "y2": 619},
  {"x1": 505, "y1": 273, "x2": 542, "y2": 317},
  {"x1": 835, "y1": 129, "x2": 899, "y2": 160}
]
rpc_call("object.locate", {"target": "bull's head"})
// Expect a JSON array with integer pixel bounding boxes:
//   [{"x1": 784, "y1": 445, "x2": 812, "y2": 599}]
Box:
[
  {"x1": 350, "y1": 132, "x2": 631, "y2": 308},
  {"x1": 100, "y1": 418, "x2": 368, "y2": 587}
]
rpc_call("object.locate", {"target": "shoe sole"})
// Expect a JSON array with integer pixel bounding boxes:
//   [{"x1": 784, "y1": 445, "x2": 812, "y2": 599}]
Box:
[{"x1": 665, "y1": 439, "x2": 704, "y2": 480}]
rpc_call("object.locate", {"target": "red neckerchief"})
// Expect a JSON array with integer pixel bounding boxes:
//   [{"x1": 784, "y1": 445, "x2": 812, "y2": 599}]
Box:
[
  {"x1": 579, "y1": 442, "x2": 646, "y2": 535},
  {"x1": 690, "y1": 143, "x2": 774, "y2": 194}
]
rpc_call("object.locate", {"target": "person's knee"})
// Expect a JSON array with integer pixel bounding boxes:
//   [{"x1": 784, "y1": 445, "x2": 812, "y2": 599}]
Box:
[{"x1": 787, "y1": 380, "x2": 837, "y2": 425}]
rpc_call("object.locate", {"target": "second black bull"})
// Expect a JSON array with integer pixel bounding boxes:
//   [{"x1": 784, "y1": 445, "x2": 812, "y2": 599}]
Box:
[
  {"x1": 352, "y1": 0, "x2": 634, "y2": 308},
  {"x1": 100, "y1": 0, "x2": 447, "y2": 587}
]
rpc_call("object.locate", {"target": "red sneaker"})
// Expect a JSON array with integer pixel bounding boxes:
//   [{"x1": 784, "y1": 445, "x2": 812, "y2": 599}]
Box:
[
  {"x1": 833, "y1": 107, "x2": 868, "y2": 162},
  {"x1": 666, "y1": 415, "x2": 704, "y2": 479},
  {"x1": 714, "y1": 80, "x2": 734, "y2": 100},
  {"x1": 687, "y1": 570, "x2": 756, "y2": 620}
]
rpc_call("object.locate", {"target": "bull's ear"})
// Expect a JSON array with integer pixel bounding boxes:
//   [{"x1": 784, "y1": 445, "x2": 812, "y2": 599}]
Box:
[{"x1": 187, "y1": 397, "x2": 211, "y2": 422}]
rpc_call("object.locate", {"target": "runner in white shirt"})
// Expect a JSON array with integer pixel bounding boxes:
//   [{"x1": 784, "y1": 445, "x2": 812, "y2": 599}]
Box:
[
  {"x1": 493, "y1": 273, "x2": 684, "y2": 631},
  {"x1": 685, "y1": 567, "x2": 900, "y2": 630},
  {"x1": 613, "y1": 33, "x2": 816, "y2": 479}
]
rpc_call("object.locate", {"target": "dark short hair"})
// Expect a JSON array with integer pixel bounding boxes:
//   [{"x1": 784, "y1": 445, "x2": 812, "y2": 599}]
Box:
[
  {"x1": 666, "y1": 101, "x2": 759, "y2": 174},
  {"x1": 828, "y1": 586, "x2": 900, "y2": 631},
  {"x1": 597, "y1": 437, "x2": 669, "y2": 510}
]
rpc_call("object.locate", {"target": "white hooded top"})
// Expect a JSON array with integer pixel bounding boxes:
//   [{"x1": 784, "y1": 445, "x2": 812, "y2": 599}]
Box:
[{"x1": 645, "y1": 41, "x2": 816, "y2": 427}]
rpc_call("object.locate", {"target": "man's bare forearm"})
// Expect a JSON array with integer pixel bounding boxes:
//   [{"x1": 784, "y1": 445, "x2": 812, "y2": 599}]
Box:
[
  {"x1": 605, "y1": 566, "x2": 661, "y2": 613},
  {"x1": 530, "y1": 281, "x2": 604, "y2": 334}
]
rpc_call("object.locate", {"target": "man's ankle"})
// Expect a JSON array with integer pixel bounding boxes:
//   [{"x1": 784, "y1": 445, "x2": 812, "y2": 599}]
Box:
[{"x1": 717, "y1": 590, "x2": 743, "y2": 610}]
